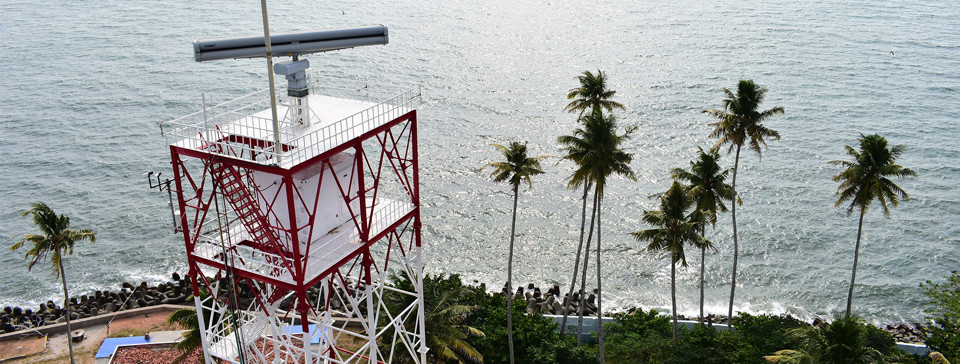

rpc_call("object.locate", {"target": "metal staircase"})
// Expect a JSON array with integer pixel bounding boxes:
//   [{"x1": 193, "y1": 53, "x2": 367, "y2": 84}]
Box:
[{"x1": 209, "y1": 161, "x2": 290, "y2": 265}]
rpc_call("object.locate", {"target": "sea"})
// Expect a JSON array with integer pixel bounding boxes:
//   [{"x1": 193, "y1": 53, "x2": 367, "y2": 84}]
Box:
[{"x1": 1, "y1": 0, "x2": 958, "y2": 325}]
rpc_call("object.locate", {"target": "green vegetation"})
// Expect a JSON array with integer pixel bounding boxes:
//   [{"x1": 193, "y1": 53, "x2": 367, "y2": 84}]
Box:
[
  {"x1": 763, "y1": 314, "x2": 901, "y2": 363},
  {"x1": 483, "y1": 141, "x2": 546, "y2": 364},
  {"x1": 389, "y1": 273, "x2": 940, "y2": 364},
  {"x1": 384, "y1": 273, "x2": 484, "y2": 364},
  {"x1": 11, "y1": 202, "x2": 96, "y2": 364},
  {"x1": 830, "y1": 134, "x2": 917, "y2": 318},
  {"x1": 922, "y1": 271, "x2": 960, "y2": 362},
  {"x1": 167, "y1": 292, "x2": 208, "y2": 364}
]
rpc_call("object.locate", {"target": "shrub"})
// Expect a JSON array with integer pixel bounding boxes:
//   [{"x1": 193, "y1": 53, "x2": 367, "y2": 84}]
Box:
[
  {"x1": 863, "y1": 323, "x2": 897, "y2": 356},
  {"x1": 605, "y1": 331, "x2": 672, "y2": 364},
  {"x1": 922, "y1": 271, "x2": 960, "y2": 362},
  {"x1": 733, "y1": 313, "x2": 805, "y2": 355},
  {"x1": 463, "y1": 288, "x2": 597, "y2": 364},
  {"x1": 672, "y1": 324, "x2": 761, "y2": 364},
  {"x1": 604, "y1": 309, "x2": 673, "y2": 363},
  {"x1": 606, "y1": 308, "x2": 672, "y2": 337}
]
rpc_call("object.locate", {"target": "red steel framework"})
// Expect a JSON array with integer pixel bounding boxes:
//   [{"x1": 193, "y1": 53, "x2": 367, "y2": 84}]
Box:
[{"x1": 165, "y1": 83, "x2": 425, "y2": 363}]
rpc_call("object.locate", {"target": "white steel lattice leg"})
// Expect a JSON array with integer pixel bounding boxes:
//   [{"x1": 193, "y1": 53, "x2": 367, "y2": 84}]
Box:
[
  {"x1": 367, "y1": 281, "x2": 377, "y2": 363},
  {"x1": 194, "y1": 293, "x2": 215, "y2": 364},
  {"x1": 416, "y1": 245, "x2": 427, "y2": 364}
]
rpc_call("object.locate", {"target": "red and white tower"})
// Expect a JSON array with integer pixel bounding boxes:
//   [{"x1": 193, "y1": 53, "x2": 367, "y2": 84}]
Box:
[{"x1": 160, "y1": 26, "x2": 425, "y2": 363}]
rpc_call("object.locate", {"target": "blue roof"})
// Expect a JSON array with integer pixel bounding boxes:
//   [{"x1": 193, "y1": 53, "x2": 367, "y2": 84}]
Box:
[
  {"x1": 96, "y1": 336, "x2": 152, "y2": 358},
  {"x1": 282, "y1": 324, "x2": 324, "y2": 344}
]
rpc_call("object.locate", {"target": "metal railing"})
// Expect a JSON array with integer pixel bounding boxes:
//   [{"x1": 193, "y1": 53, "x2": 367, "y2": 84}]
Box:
[
  {"x1": 193, "y1": 231, "x2": 295, "y2": 285},
  {"x1": 160, "y1": 74, "x2": 420, "y2": 168},
  {"x1": 280, "y1": 87, "x2": 419, "y2": 167},
  {"x1": 301, "y1": 197, "x2": 414, "y2": 280}
]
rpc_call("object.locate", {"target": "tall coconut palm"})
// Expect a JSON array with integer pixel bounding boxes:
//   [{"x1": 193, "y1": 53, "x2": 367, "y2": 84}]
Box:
[
  {"x1": 484, "y1": 141, "x2": 545, "y2": 364},
  {"x1": 11, "y1": 202, "x2": 96, "y2": 364},
  {"x1": 670, "y1": 147, "x2": 737, "y2": 322},
  {"x1": 631, "y1": 181, "x2": 709, "y2": 343},
  {"x1": 564, "y1": 69, "x2": 626, "y2": 119},
  {"x1": 559, "y1": 109, "x2": 636, "y2": 359},
  {"x1": 557, "y1": 69, "x2": 624, "y2": 339},
  {"x1": 703, "y1": 79, "x2": 784, "y2": 324},
  {"x1": 555, "y1": 113, "x2": 596, "y2": 338},
  {"x1": 383, "y1": 272, "x2": 484, "y2": 364},
  {"x1": 829, "y1": 133, "x2": 916, "y2": 318},
  {"x1": 167, "y1": 308, "x2": 203, "y2": 364},
  {"x1": 167, "y1": 291, "x2": 218, "y2": 364}
]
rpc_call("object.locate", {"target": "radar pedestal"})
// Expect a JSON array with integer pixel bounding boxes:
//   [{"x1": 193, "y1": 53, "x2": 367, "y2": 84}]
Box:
[{"x1": 275, "y1": 59, "x2": 313, "y2": 127}]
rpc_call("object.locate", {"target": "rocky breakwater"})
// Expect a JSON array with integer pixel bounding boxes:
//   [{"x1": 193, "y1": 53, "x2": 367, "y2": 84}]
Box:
[
  {"x1": 1, "y1": 272, "x2": 193, "y2": 334},
  {"x1": 499, "y1": 282, "x2": 600, "y2": 317}
]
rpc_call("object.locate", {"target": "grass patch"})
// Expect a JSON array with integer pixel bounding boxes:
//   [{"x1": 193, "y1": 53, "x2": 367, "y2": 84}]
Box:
[
  {"x1": 109, "y1": 327, "x2": 150, "y2": 338},
  {"x1": 15, "y1": 346, "x2": 98, "y2": 364}
]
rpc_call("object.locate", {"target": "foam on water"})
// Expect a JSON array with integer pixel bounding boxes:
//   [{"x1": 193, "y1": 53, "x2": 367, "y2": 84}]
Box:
[{"x1": 1, "y1": 0, "x2": 958, "y2": 324}]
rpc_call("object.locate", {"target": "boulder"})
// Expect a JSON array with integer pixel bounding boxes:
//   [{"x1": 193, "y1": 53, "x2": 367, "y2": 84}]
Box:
[{"x1": 551, "y1": 300, "x2": 563, "y2": 314}]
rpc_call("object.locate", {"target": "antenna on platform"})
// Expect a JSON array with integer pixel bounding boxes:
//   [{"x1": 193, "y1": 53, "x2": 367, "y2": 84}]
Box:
[
  {"x1": 145, "y1": 171, "x2": 180, "y2": 233},
  {"x1": 192, "y1": 19, "x2": 389, "y2": 163}
]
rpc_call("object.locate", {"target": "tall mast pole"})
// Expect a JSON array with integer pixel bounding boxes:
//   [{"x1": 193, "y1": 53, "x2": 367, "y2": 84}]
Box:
[{"x1": 260, "y1": 0, "x2": 282, "y2": 165}]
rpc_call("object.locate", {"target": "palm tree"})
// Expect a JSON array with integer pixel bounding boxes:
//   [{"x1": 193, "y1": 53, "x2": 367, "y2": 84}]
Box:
[
  {"x1": 829, "y1": 133, "x2": 916, "y2": 318},
  {"x1": 383, "y1": 273, "x2": 484, "y2": 364},
  {"x1": 703, "y1": 79, "x2": 784, "y2": 324},
  {"x1": 557, "y1": 70, "x2": 625, "y2": 340},
  {"x1": 167, "y1": 291, "x2": 217, "y2": 364},
  {"x1": 556, "y1": 117, "x2": 596, "y2": 339},
  {"x1": 631, "y1": 181, "x2": 709, "y2": 343},
  {"x1": 11, "y1": 202, "x2": 96, "y2": 364},
  {"x1": 670, "y1": 147, "x2": 737, "y2": 322},
  {"x1": 764, "y1": 314, "x2": 884, "y2": 364},
  {"x1": 558, "y1": 109, "x2": 635, "y2": 358},
  {"x1": 167, "y1": 308, "x2": 203, "y2": 364},
  {"x1": 484, "y1": 141, "x2": 545, "y2": 364},
  {"x1": 564, "y1": 70, "x2": 626, "y2": 118}
]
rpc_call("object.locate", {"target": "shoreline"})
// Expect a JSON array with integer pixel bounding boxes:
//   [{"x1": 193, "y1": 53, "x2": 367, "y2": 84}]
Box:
[{"x1": 1, "y1": 275, "x2": 930, "y2": 346}]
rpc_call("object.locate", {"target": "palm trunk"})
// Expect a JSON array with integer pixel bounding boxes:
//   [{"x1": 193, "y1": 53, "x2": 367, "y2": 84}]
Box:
[
  {"x1": 507, "y1": 184, "x2": 519, "y2": 364},
  {"x1": 596, "y1": 193, "x2": 604, "y2": 363},
  {"x1": 576, "y1": 191, "x2": 599, "y2": 345},
  {"x1": 59, "y1": 260, "x2": 76, "y2": 364},
  {"x1": 560, "y1": 183, "x2": 591, "y2": 336},
  {"x1": 671, "y1": 252, "x2": 678, "y2": 343},
  {"x1": 845, "y1": 209, "x2": 865, "y2": 318},
  {"x1": 728, "y1": 145, "x2": 741, "y2": 325},
  {"x1": 699, "y1": 227, "x2": 706, "y2": 323}
]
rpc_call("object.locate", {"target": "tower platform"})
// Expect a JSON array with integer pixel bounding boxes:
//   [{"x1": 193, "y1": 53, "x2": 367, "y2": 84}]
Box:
[{"x1": 161, "y1": 74, "x2": 419, "y2": 169}]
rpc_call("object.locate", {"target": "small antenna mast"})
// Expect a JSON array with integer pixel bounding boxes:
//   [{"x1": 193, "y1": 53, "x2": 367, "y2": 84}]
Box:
[{"x1": 260, "y1": 0, "x2": 282, "y2": 165}]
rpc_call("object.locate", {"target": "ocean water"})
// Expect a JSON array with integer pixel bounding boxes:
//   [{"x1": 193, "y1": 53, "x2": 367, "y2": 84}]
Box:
[{"x1": 1, "y1": 0, "x2": 958, "y2": 325}]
